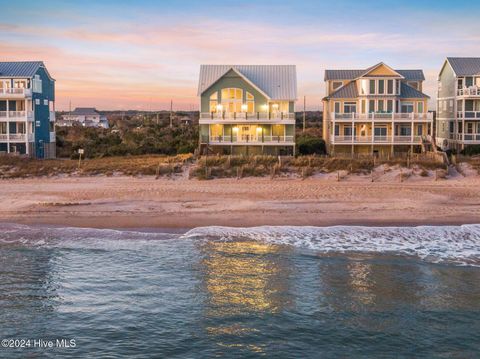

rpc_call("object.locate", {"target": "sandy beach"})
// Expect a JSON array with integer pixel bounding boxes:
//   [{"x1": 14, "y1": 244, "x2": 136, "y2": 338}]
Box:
[{"x1": 1, "y1": 171, "x2": 480, "y2": 229}]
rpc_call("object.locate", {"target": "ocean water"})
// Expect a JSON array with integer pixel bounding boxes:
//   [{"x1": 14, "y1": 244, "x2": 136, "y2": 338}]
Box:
[{"x1": 0, "y1": 223, "x2": 479, "y2": 358}]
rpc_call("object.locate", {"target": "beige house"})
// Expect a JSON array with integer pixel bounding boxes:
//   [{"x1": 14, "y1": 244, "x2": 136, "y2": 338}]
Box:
[{"x1": 323, "y1": 62, "x2": 432, "y2": 156}]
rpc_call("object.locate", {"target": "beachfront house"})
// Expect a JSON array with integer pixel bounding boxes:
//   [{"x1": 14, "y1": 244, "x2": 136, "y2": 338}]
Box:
[
  {"x1": 436, "y1": 57, "x2": 480, "y2": 151},
  {"x1": 59, "y1": 107, "x2": 109, "y2": 128},
  {"x1": 198, "y1": 65, "x2": 297, "y2": 155},
  {"x1": 0, "y1": 61, "x2": 56, "y2": 158},
  {"x1": 322, "y1": 62, "x2": 432, "y2": 156}
]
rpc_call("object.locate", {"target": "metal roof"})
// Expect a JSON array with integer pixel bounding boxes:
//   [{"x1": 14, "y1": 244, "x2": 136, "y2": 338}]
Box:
[
  {"x1": 324, "y1": 68, "x2": 425, "y2": 81},
  {"x1": 399, "y1": 83, "x2": 430, "y2": 99},
  {"x1": 447, "y1": 57, "x2": 480, "y2": 76},
  {"x1": 0, "y1": 61, "x2": 44, "y2": 77},
  {"x1": 70, "y1": 107, "x2": 100, "y2": 116},
  {"x1": 198, "y1": 65, "x2": 297, "y2": 100},
  {"x1": 328, "y1": 82, "x2": 358, "y2": 99}
]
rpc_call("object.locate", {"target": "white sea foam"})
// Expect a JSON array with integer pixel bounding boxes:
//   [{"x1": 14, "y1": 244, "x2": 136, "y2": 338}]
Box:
[{"x1": 183, "y1": 224, "x2": 480, "y2": 266}]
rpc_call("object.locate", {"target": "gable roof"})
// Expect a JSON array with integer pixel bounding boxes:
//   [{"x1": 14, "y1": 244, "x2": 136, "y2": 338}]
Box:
[
  {"x1": 0, "y1": 61, "x2": 49, "y2": 78},
  {"x1": 399, "y1": 83, "x2": 430, "y2": 99},
  {"x1": 324, "y1": 65, "x2": 425, "y2": 82},
  {"x1": 71, "y1": 107, "x2": 100, "y2": 116},
  {"x1": 446, "y1": 57, "x2": 480, "y2": 76},
  {"x1": 358, "y1": 62, "x2": 404, "y2": 79},
  {"x1": 198, "y1": 65, "x2": 297, "y2": 100}
]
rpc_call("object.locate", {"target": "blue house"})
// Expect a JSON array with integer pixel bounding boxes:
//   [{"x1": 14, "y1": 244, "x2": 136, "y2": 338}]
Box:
[{"x1": 0, "y1": 61, "x2": 56, "y2": 158}]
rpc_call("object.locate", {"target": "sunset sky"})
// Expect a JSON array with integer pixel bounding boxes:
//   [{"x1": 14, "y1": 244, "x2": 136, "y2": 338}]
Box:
[{"x1": 1, "y1": 0, "x2": 479, "y2": 111}]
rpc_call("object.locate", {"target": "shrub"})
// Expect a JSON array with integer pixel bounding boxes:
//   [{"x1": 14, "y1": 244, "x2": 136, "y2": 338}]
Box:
[{"x1": 296, "y1": 135, "x2": 326, "y2": 155}]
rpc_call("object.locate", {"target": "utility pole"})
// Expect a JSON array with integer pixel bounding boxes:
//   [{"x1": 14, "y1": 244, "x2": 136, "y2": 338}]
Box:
[
  {"x1": 303, "y1": 96, "x2": 306, "y2": 132},
  {"x1": 156, "y1": 112, "x2": 159, "y2": 125},
  {"x1": 69, "y1": 100, "x2": 71, "y2": 114},
  {"x1": 170, "y1": 100, "x2": 173, "y2": 128}
]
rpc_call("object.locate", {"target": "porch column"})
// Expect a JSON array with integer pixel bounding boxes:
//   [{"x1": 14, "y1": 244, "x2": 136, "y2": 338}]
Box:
[{"x1": 6, "y1": 100, "x2": 9, "y2": 153}]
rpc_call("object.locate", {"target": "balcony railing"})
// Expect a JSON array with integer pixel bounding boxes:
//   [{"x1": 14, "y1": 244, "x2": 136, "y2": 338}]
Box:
[
  {"x1": 457, "y1": 111, "x2": 480, "y2": 119},
  {"x1": 332, "y1": 135, "x2": 423, "y2": 144},
  {"x1": 200, "y1": 112, "x2": 295, "y2": 121},
  {"x1": 331, "y1": 112, "x2": 433, "y2": 121},
  {"x1": 0, "y1": 88, "x2": 32, "y2": 97},
  {"x1": 50, "y1": 111, "x2": 56, "y2": 122},
  {"x1": 201, "y1": 135, "x2": 294, "y2": 144},
  {"x1": 8, "y1": 133, "x2": 26, "y2": 141},
  {"x1": 50, "y1": 132, "x2": 56, "y2": 142},
  {"x1": 0, "y1": 111, "x2": 34, "y2": 120},
  {"x1": 464, "y1": 134, "x2": 480, "y2": 141},
  {"x1": 457, "y1": 87, "x2": 480, "y2": 97}
]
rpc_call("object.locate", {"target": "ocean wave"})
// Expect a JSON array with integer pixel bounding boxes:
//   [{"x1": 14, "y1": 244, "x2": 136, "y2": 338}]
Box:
[{"x1": 183, "y1": 224, "x2": 480, "y2": 266}]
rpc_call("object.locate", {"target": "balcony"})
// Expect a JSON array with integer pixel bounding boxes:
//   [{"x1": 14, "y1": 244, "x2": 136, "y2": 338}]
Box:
[
  {"x1": 0, "y1": 111, "x2": 34, "y2": 121},
  {"x1": 331, "y1": 112, "x2": 433, "y2": 122},
  {"x1": 0, "y1": 88, "x2": 32, "y2": 98},
  {"x1": 332, "y1": 135, "x2": 423, "y2": 145},
  {"x1": 0, "y1": 133, "x2": 34, "y2": 142},
  {"x1": 457, "y1": 111, "x2": 480, "y2": 119},
  {"x1": 457, "y1": 87, "x2": 480, "y2": 97},
  {"x1": 201, "y1": 135, "x2": 294, "y2": 145},
  {"x1": 199, "y1": 112, "x2": 295, "y2": 124}
]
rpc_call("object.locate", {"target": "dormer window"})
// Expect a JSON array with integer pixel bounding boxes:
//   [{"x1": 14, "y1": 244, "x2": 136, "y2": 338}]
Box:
[
  {"x1": 407, "y1": 81, "x2": 419, "y2": 90},
  {"x1": 387, "y1": 80, "x2": 394, "y2": 94},
  {"x1": 332, "y1": 81, "x2": 343, "y2": 90}
]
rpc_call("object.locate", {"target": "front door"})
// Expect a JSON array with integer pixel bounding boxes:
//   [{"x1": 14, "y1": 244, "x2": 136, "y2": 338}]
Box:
[{"x1": 238, "y1": 125, "x2": 256, "y2": 142}]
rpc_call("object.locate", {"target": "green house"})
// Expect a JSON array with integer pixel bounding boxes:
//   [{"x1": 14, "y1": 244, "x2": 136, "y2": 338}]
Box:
[{"x1": 198, "y1": 65, "x2": 297, "y2": 155}]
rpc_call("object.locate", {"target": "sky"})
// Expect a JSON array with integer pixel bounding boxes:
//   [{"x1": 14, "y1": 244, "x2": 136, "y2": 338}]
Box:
[{"x1": 1, "y1": 0, "x2": 479, "y2": 111}]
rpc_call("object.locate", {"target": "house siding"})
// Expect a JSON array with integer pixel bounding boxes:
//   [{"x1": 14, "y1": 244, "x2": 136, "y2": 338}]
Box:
[{"x1": 32, "y1": 66, "x2": 55, "y2": 158}]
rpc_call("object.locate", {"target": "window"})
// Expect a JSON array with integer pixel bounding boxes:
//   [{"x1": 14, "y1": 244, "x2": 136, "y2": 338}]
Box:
[
  {"x1": 467, "y1": 123, "x2": 473, "y2": 133},
  {"x1": 466, "y1": 77, "x2": 474, "y2": 87},
  {"x1": 35, "y1": 99, "x2": 40, "y2": 105},
  {"x1": 32, "y1": 75, "x2": 42, "y2": 93},
  {"x1": 361, "y1": 100, "x2": 366, "y2": 114},
  {"x1": 343, "y1": 102, "x2": 357, "y2": 114},
  {"x1": 387, "y1": 100, "x2": 393, "y2": 113},
  {"x1": 377, "y1": 100, "x2": 384, "y2": 112},
  {"x1": 449, "y1": 121, "x2": 455, "y2": 133},
  {"x1": 417, "y1": 124, "x2": 423, "y2": 136},
  {"x1": 401, "y1": 102, "x2": 414, "y2": 113},
  {"x1": 396, "y1": 81, "x2": 401, "y2": 94},
  {"x1": 458, "y1": 122, "x2": 463, "y2": 133},
  {"x1": 332, "y1": 81, "x2": 343, "y2": 90},
  {"x1": 369, "y1": 80, "x2": 376, "y2": 95},
  {"x1": 35, "y1": 120, "x2": 40, "y2": 127},
  {"x1": 378, "y1": 80, "x2": 385, "y2": 94},
  {"x1": 374, "y1": 127, "x2": 387, "y2": 136},
  {"x1": 343, "y1": 126, "x2": 352, "y2": 136},
  {"x1": 400, "y1": 127, "x2": 411, "y2": 136},
  {"x1": 221, "y1": 88, "x2": 243, "y2": 113},
  {"x1": 360, "y1": 79, "x2": 368, "y2": 95},
  {"x1": 209, "y1": 92, "x2": 218, "y2": 112},
  {"x1": 246, "y1": 91, "x2": 254, "y2": 112},
  {"x1": 369, "y1": 100, "x2": 375, "y2": 113},
  {"x1": 334, "y1": 124, "x2": 339, "y2": 136},
  {"x1": 407, "y1": 81, "x2": 419, "y2": 90},
  {"x1": 417, "y1": 102, "x2": 424, "y2": 113},
  {"x1": 44, "y1": 99, "x2": 48, "y2": 106},
  {"x1": 334, "y1": 102, "x2": 340, "y2": 113},
  {"x1": 387, "y1": 80, "x2": 394, "y2": 94}
]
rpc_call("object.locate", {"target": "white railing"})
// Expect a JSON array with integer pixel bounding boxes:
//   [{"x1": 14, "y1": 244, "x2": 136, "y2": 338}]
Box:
[
  {"x1": 463, "y1": 134, "x2": 480, "y2": 141},
  {"x1": 0, "y1": 134, "x2": 7, "y2": 141},
  {"x1": 0, "y1": 111, "x2": 33, "y2": 119},
  {"x1": 332, "y1": 135, "x2": 423, "y2": 144},
  {"x1": 458, "y1": 111, "x2": 480, "y2": 119},
  {"x1": 9, "y1": 133, "x2": 26, "y2": 141},
  {"x1": 49, "y1": 132, "x2": 56, "y2": 142},
  {"x1": 200, "y1": 112, "x2": 295, "y2": 121},
  {"x1": 205, "y1": 135, "x2": 294, "y2": 144},
  {"x1": 0, "y1": 88, "x2": 32, "y2": 96},
  {"x1": 331, "y1": 112, "x2": 433, "y2": 121},
  {"x1": 457, "y1": 87, "x2": 480, "y2": 96}
]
